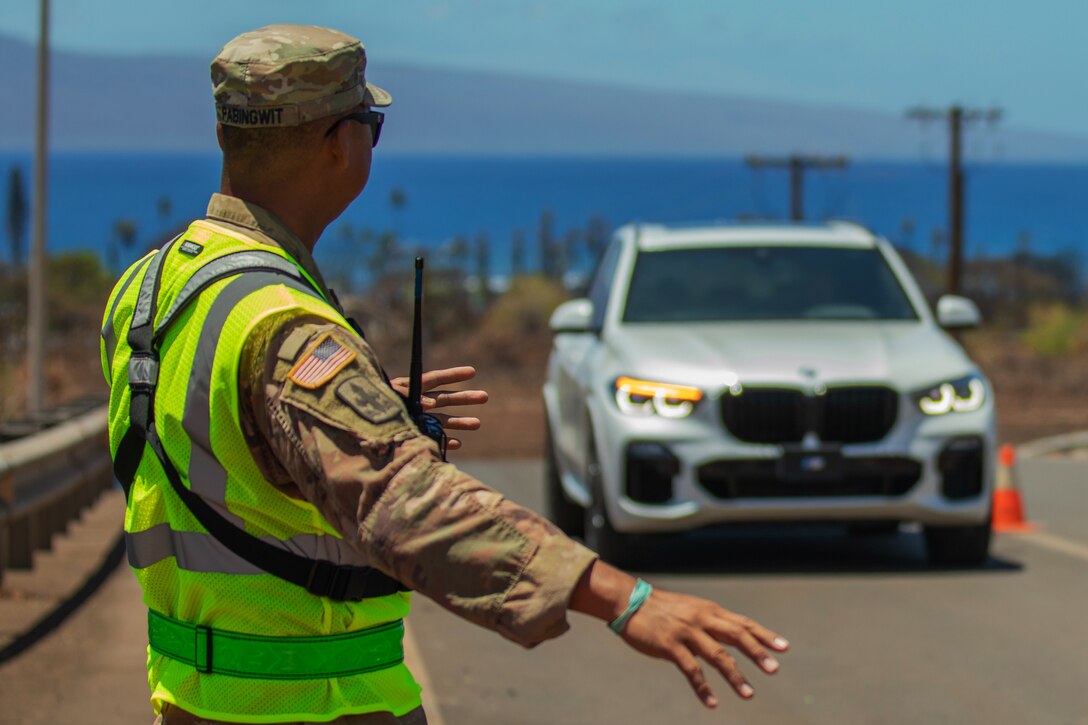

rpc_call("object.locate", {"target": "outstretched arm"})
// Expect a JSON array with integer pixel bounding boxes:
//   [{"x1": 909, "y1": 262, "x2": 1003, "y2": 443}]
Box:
[{"x1": 242, "y1": 318, "x2": 788, "y2": 707}]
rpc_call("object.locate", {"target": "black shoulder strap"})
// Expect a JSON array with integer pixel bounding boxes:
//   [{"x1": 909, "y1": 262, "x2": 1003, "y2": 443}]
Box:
[{"x1": 115, "y1": 243, "x2": 408, "y2": 601}]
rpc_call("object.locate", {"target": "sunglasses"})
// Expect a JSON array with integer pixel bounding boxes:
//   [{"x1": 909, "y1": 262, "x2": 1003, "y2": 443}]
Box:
[{"x1": 325, "y1": 110, "x2": 384, "y2": 147}]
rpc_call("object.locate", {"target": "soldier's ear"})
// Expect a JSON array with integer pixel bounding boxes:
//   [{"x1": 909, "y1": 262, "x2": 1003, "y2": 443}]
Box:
[
  {"x1": 325, "y1": 120, "x2": 352, "y2": 173},
  {"x1": 216, "y1": 122, "x2": 225, "y2": 152}
]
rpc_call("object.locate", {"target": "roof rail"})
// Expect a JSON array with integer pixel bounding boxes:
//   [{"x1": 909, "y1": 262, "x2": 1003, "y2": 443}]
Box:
[{"x1": 825, "y1": 218, "x2": 874, "y2": 235}]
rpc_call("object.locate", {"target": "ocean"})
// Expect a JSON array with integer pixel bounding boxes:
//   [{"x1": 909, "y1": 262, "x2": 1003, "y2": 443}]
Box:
[{"x1": 2, "y1": 151, "x2": 1086, "y2": 284}]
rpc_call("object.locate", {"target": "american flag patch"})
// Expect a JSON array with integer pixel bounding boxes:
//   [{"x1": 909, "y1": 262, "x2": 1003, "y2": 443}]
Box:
[{"x1": 288, "y1": 334, "x2": 357, "y2": 389}]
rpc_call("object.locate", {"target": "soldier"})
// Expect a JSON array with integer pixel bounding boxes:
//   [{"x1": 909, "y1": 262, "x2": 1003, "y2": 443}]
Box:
[{"x1": 100, "y1": 24, "x2": 789, "y2": 725}]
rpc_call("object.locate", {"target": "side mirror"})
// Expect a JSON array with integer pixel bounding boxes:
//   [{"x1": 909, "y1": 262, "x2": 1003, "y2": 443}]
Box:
[
  {"x1": 936, "y1": 295, "x2": 981, "y2": 329},
  {"x1": 549, "y1": 298, "x2": 595, "y2": 333}
]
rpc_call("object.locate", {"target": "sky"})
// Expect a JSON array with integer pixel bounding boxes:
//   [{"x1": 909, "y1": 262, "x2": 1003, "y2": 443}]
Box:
[{"x1": 2, "y1": 0, "x2": 1087, "y2": 138}]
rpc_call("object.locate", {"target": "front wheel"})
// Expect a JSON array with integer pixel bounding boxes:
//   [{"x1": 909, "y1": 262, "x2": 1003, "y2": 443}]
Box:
[
  {"x1": 924, "y1": 515, "x2": 992, "y2": 568},
  {"x1": 583, "y1": 437, "x2": 635, "y2": 567},
  {"x1": 544, "y1": 422, "x2": 584, "y2": 537}
]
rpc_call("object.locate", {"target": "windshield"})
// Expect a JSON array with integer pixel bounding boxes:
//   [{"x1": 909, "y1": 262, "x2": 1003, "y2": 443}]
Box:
[{"x1": 622, "y1": 246, "x2": 919, "y2": 322}]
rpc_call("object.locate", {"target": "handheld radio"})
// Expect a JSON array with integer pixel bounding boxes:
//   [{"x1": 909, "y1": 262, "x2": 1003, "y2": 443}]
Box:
[{"x1": 407, "y1": 257, "x2": 449, "y2": 460}]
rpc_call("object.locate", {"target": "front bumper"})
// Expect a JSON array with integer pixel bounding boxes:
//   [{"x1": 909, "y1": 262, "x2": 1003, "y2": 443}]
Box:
[{"x1": 592, "y1": 394, "x2": 997, "y2": 535}]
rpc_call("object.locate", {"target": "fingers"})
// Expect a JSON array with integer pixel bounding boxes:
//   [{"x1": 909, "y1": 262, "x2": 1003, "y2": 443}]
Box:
[
  {"x1": 707, "y1": 616, "x2": 782, "y2": 675},
  {"x1": 672, "y1": 645, "x2": 720, "y2": 709},
  {"x1": 689, "y1": 631, "x2": 754, "y2": 702},
  {"x1": 421, "y1": 389, "x2": 489, "y2": 410},
  {"x1": 389, "y1": 367, "x2": 488, "y2": 413},
  {"x1": 429, "y1": 413, "x2": 481, "y2": 431},
  {"x1": 419, "y1": 366, "x2": 477, "y2": 391},
  {"x1": 388, "y1": 367, "x2": 479, "y2": 393},
  {"x1": 732, "y1": 613, "x2": 790, "y2": 653}
]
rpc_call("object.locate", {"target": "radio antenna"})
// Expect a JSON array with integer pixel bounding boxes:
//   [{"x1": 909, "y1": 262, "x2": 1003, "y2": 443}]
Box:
[{"x1": 407, "y1": 256, "x2": 424, "y2": 421}]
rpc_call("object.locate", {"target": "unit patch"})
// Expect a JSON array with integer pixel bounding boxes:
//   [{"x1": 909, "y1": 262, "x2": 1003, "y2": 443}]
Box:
[
  {"x1": 335, "y1": 376, "x2": 402, "y2": 424},
  {"x1": 288, "y1": 334, "x2": 357, "y2": 389},
  {"x1": 179, "y1": 240, "x2": 205, "y2": 257}
]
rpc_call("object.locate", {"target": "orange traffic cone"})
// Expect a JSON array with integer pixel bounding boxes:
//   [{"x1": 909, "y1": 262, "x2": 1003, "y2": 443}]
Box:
[{"x1": 992, "y1": 444, "x2": 1034, "y2": 533}]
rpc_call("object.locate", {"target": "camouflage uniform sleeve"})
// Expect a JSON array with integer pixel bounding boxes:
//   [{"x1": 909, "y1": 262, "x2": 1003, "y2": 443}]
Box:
[{"x1": 239, "y1": 314, "x2": 599, "y2": 648}]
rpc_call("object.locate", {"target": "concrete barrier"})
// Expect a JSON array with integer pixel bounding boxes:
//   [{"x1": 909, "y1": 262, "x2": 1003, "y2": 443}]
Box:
[{"x1": 0, "y1": 406, "x2": 113, "y2": 584}]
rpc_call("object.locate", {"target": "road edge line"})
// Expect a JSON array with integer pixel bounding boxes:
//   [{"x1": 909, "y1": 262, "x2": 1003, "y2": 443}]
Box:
[
  {"x1": 404, "y1": 621, "x2": 447, "y2": 725},
  {"x1": 1018, "y1": 531, "x2": 1088, "y2": 563}
]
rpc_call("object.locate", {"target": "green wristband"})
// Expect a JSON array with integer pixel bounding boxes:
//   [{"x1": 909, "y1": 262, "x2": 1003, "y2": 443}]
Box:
[{"x1": 608, "y1": 578, "x2": 653, "y2": 634}]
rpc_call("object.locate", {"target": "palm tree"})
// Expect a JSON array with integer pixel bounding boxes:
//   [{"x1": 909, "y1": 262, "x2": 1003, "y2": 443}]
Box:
[
  {"x1": 389, "y1": 187, "x2": 407, "y2": 239},
  {"x1": 113, "y1": 218, "x2": 138, "y2": 263},
  {"x1": 6, "y1": 166, "x2": 28, "y2": 268}
]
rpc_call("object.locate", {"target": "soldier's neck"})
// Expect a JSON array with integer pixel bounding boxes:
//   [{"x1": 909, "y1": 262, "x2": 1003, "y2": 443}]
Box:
[{"x1": 220, "y1": 174, "x2": 328, "y2": 252}]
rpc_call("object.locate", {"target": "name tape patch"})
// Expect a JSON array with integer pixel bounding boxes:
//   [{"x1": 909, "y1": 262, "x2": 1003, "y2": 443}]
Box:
[
  {"x1": 288, "y1": 334, "x2": 357, "y2": 389},
  {"x1": 216, "y1": 104, "x2": 300, "y2": 127}
]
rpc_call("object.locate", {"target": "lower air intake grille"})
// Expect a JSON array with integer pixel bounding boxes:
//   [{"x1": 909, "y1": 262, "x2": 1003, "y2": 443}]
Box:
[{"x1": 697, "y1": 457, "x2": 922, "y2": 499}]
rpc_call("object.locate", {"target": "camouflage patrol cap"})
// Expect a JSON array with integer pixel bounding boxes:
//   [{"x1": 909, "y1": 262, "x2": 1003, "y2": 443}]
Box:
[{"x1": 211, "y1": 24, "x2": 391, "y2": 128}]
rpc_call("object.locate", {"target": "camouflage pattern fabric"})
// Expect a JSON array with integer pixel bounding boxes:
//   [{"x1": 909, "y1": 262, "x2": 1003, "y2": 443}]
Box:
[
  {"x1": 207, "y1": 195, "x2": 599, "y2": 649},
  {"x1": 211, "y1": 24, "x2": 391, "y2": 128}
]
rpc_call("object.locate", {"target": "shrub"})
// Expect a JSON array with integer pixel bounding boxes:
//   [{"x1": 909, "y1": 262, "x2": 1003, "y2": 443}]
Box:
[
  {"x1": 1021, "y1": 303, "x2": 1087, "y2": 357},
  {"x1": 467, "y1": 275, "x2": 570, "y2": 372}
]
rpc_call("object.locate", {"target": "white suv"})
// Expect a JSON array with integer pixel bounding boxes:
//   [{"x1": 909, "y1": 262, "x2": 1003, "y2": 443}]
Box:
[{"x1": 543, "y1": 221, "x2": 995, "y2": 567}]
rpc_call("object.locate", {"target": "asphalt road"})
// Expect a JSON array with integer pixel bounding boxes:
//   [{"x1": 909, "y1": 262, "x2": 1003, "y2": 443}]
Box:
[
  {"x1": 0, "y1": 457, "x2": 1083, "y2": 724},
  {"x1": 409, "y1": 457, "x2": 1088, "y2": 725}
]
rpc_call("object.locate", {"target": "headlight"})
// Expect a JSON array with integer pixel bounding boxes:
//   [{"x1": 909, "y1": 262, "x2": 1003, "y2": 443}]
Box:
[
  {"x1": 913, "y1": 375, "x2": 987, "y2": 415},
  {"x1": 614, "y1": 376, "x2": 703, "y2": 419}
]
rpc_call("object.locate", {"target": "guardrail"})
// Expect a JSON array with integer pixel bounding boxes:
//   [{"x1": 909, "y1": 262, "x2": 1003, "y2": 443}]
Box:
[
  {"x1": 1018, "y1": 430, "x2": 1088, "y2": 460},
  {"x1": 0, "y1": 406, "x2": 114, "y2": 585}
]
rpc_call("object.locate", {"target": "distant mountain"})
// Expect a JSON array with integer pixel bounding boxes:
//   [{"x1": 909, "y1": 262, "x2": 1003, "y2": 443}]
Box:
[{"x1": 3, "y1": 33, "x2": 1088, "y2": 160}]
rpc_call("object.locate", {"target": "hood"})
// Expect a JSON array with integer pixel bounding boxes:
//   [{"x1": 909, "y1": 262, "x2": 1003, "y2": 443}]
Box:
[{"x1": 605, "y1": 321, "x2": 977, "y2": 393}]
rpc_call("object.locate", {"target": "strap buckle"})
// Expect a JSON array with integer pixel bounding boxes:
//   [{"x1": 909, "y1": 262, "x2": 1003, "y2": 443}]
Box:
[
  {"x1": 128, "y1": 352, "x2": 160, "y2": 391},
  {"x1": 194, "y1": 625, "x2": 213, "y2": 673},
  {"x1": 306, "y1": 559, "x2": 363, "y2": 601}
]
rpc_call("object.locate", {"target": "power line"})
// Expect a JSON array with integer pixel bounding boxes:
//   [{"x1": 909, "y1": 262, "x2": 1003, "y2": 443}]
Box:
[
  {"x1": 905, "y1": 105, "x2": 1002, "y2": 295},
  {"x1": 744, "y1": 154, "x2": 848, "y2": 222}
]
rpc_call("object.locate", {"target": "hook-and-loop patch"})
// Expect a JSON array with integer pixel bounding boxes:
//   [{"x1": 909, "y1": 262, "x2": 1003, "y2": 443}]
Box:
[{"x1": 287, "y1": 333, "x2": 357, "y2": 389}]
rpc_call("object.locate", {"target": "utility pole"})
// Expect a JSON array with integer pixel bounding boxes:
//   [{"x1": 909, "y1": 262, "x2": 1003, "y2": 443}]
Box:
[
  {"x1": 27, "y1": 0, "x2": 50, "y2": 417},
  {"x1": 745, "y1": 154, "x2": 848, "y2": 221},
  {"x1": 906, "y1": 104, "x2": 1002, "y2": 296}
]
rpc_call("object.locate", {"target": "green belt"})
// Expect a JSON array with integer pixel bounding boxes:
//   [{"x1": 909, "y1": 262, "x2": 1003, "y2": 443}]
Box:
[{"x1": 147, "y1": 610, "x2": 404, "y2": 680}]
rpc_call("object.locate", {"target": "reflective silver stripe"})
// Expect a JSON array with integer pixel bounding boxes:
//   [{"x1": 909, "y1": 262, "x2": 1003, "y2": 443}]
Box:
[
  {"x1": 102, "y1": 255, "x2": 153, "y2": 374},
  {"x1": 131, "y1": 236, "x2": 181, "y2": 330},
  {"x1": 127, "y1": 523, "x2": 369, "y2": 574},
  {"x1": 181, "y1": 271, "x2": 318, "y2": 501},
  {"x1": 127, "y1": 524, "x2": 262, "y2": 574},
  {"x1": 174, "y1": 270, "x2": 372, "y2": 569},
  {"x1": 155, "y1": 250, "x2": 304, "y2": 338}
]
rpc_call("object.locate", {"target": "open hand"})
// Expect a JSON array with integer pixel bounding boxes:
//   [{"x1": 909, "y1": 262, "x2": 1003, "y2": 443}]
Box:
[
  {"x1": 389, "y1": 366, "x2": 488, "y2": 450},
  {"x1": 570, "y1": 560, "x2": 788, "y2": 708},
  {"x1": 620, "y1": 587, "x2": 788, "y2": 708}
]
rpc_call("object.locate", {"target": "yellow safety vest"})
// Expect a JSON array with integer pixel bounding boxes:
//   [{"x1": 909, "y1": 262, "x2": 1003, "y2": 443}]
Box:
[{"x1": 100, "y1": 219, "x2": 420, "y2": 722}]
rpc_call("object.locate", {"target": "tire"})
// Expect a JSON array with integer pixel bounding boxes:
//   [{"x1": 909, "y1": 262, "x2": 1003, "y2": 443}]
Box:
[
  {"x1": 583, "y1": 436, "x2": 635, "y2": 567},
  {"x1": 544, "y1": 423, "x2": 584, "y2": 537},
  {"x1": 924, "y1": 514, "x2": 992, "y2": 568}
]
